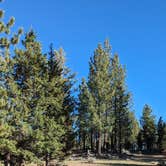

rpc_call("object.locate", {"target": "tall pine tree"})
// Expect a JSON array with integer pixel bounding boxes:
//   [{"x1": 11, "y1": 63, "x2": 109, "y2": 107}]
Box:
[
  {"x1": 88, "y1": 40, "x2": 113, "y2": 155},
  {"x1": 77, "y1": 78, "x2": 91, "y2": 151},
  {"x1": 111, "y1": 54, "x2": 131, "y2": 154},
  {"x1": 0, "y1": 2, "x2": 24, "y2": 165}
]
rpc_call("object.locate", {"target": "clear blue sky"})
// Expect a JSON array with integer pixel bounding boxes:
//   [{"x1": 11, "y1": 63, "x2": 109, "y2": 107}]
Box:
[{"x1": 1, "y1": 0, "x2": 166, "y2": 121}]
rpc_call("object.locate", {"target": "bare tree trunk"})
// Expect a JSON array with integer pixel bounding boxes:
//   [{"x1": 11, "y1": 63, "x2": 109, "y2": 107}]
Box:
[
  {"x1": 45, "y1": 153, "x2": 49, "y2": 166},
  {"x1": 97, "y1": 131, "x2": 102, "y2": 155},
  {"x1": 114, "y1": 97, "x2": 118, "y2": 153},
  {"x1": 95, "y1": 132, "x2": 98, "y2": 154},
  {"x1": 4, "y1": 152, "x2": 10, "y2": 166},
  {"x1": 103, "y1": 132, "x2": 106, "y2": 152},
  {"x1": 18, "y1": 158, "x2": 25, "y2": 166},
  {"x1": 119, "y1": 113, "x2": 122, "y2": 154},
  {"x1": 90, "y1": 129, "x2": 94, "y2": 151},
  {"x1": 83, "y1": 133, "x2": 86, "y2": 151}
]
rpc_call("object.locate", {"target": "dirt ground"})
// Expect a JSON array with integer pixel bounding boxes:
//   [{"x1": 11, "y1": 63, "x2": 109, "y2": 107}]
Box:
[
  {"x1": 64, "y1": 154, "x2": 166, "y2": 166},
  {"x1": 24, "y1": 154, "x2": 166, "y2": 166},
  {"x1": 65, "y1": 160, "x2": 156, "y2": 166}
]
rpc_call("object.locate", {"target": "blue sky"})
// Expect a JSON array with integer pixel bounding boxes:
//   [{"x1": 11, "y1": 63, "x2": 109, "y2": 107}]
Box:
[{"x1": 1, "y1": 0, "x2": 166, "y2": 120}]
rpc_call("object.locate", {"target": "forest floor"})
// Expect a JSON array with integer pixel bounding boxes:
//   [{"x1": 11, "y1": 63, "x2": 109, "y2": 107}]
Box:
[{"x1": 64, "y1": 153, "x2": 166, "y2": 166}]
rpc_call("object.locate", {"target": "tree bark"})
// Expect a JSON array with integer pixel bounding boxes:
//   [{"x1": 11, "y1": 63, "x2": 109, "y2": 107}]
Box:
[
  {"x1": 119, "y1": 111, "x2": 122, "y2": 154},
  {"x1": 114, "y1": 97, "x2": 118, "y2": 153},
  {"x1": 45, "y1": 153, "x2": 49, "y2": 166},
  {"x1": 4, "y1": 152, "x2": 10, "y2": 166},
  {"x1": 83, "y1": 133, "x2": 86, "y2": 151},
  {"x1": 18, "y1": 158, "x2": 25, "y2": 166},
  {"x1": 103, "y1": 132, "x2": 106, "y2": 152},
  {"x1": 90, "y1": 129, "x2": 94, "y2": 151},
  {"x1": 97, "y1": 131, "x2": 102, "y2": 155}
]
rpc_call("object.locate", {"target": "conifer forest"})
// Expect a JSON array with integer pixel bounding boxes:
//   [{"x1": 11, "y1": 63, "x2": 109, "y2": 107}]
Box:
[{"x1": 0, "y1": 1, "x2": 166, "y2": 166}]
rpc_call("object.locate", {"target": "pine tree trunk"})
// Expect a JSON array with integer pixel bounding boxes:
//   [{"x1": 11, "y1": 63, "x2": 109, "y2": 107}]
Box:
[
  {"x1": 104, "y1": 132, "x2": 108, "y2": 152},
  {"x1": 18, "y1": 158, "x2": 25, "y2": 166},
  {"x1": 97, "y1": 131, "x2": 102, "y2": 155},
  {"x1": 83, "y1": 133, "x2": 86, "y2": 151},
  {"x1": 4, "y1": 153, "x2": 10, "y2": 166},
  {"x1": 90, "y1": 129, "x2": 94, "y2": 151},
  {"x1": 96, "y1": 133, "x2": 98, "y2": 154},
  {"x1": 45, "y1": 153, "x2": 49, "y2": 166},
  {"x1": 104, "y1": 108, "x2": 108, "y2": 152},
  {"x1": 119, "y1": 116, "x2": 122, "y2": 154},
  {"x1": 114, "y1": 97, "x2": 118, "y2": 153},
  {"x1": 114, "y1": 132, "x2": 117, "y2": 152},
  {"x1": 111, "y1": 133, "x2": 114, "y2": 151},
  {"x1": 79, "y1": 131, "x2": 81, "y2": 150},
  {"x1": 103, "y1": 132, "x2": 105, "y2": 152}
]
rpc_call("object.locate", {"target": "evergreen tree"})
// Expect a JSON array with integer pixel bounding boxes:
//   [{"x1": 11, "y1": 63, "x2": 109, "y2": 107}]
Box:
[
  {"x1": 62, "y1": 76, "x2": 75, "y2": 155},
  {"x1": 35, "y1": 44, "x2": 67, "y2": 165},
  {"x1": 0, "y1": 3, "x2": 23, "y2": 165},
  {"x1": 126, "y1": 111, "x2": 139, "y2": 150},
  {"x1": 111, "y1": 54, "x2": 131, "y2": 154},
  {"x1": 50, "y1": 46, "x2": 76, "y2": 155},
  {"x1": 140, "y1": 104, "x2": 156, "y2": 152},
  {"x1": 161, "y1": 124, "x2": 166, "y2": 151},
  {"x1": 0, "y1": 3, "x2": 76, "y2": 161},
  {"x1": 157, "y1": 117, "x2": 165, "y2": 152},
  {"x1": 77, "y1": 40, "x2": 133, "y2": 155},
  {"x1": 13, "y1": 32, "x2": 66, "y2": 165},
  {"x1": 13, "y1": 30, "x2": 49, "y2": 164},
  {"x1": 88, "y1": 41, "x2": 112, "y2": 155},
  {"x1": 77, "y1": 78, "x2": 91, "y2": 151},
  {"x1": 137, "y1": 130, "x2": 144, "y2": 151}
]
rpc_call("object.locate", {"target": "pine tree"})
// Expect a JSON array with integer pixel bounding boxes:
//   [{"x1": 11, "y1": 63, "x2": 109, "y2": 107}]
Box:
[
  {"x1": 140, "y1": 104, "x2": 156, "y2": 152},
  {"x1": 77, "y1": 78, "x2": 92, "y2": 151},
  {"x1": 161, "y1": 124, "x2": 166, "y2": 151},
  {"x1": 137, "y1": 130, "x2": 144, "y2": 151},
  {"x1": 78, "y1": 40, "x2": 133, "y2": 155},
  {"x1": 88, "y1": 40, "x2": 112, "y2": 155},
  {"x1": 49, "y1": 46, "x2": 76, "y2": 155},
  {"x1": 0, "y1": 47, "x2": 19, "y2": 166},
  {"x1": 126, "y1": 111, "x2": 139, "y2": 150},
  {"x1": 0, "y1": 2, "x2": 23, "y2": 165},
  {"x1": 13, "y1": 30, "x2": 50, "y2": 164},
  {"x1": 0, "y1": 9, "x2": 75, "y2": 161},
  {"x1": 13, "y1": 33, "x2": 69, "y2": 165},
  {"x1": 111, "y1": 54, "x2": 131, "y2": 154},
  {"x1": 47, "y1": 44, "x2": 73, "y2": 159},
  {"x1": 157, "y1": 117, "x2": 165, "y2": 152}
]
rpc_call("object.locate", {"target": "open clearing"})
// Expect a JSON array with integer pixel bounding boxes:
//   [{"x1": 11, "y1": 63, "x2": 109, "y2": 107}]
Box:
[
  {"x1": 64, "y1": 154, "x2": 166, "y2": 166},
  {"x1": 65, "y1": 160, "x2": 157, "y2": 166}
]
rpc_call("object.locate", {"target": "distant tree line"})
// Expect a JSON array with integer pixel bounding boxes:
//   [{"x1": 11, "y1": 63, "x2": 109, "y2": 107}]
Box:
[{"x1": 0, "y1": 1, "x2": 166, "y2": 166}]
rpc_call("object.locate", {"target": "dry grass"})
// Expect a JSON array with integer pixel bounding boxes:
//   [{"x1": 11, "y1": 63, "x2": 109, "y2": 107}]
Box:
[
  {"x1": 24, "y1": 153, "x2": 166, "y2": 166},
  {"x1": 63, "y1": 153, "x2": 166, "y2": 166},
  {"x1": 64, "y1": 159, "x2": 158, "y2": 166}
]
